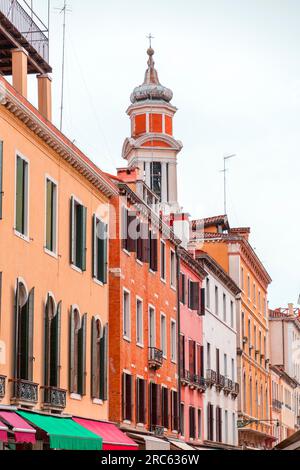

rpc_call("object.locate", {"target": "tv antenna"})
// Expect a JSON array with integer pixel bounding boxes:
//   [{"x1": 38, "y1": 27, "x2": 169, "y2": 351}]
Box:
[
  {"x1": 221, "y1": 154, "x2": 236, "y2": 215},
  {"x1": 55, "y1": 1, "x2": 71, "y2": 132}
]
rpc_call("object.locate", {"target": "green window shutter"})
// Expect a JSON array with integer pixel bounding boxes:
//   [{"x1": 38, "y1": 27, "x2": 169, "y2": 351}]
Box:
[
  {"x1": 69, "y1": 309, "x2": 75, "y2": 393},
  {"x1": 121, "y1": 206, "x2": 128, "y2": 250},
  {"x1": 14, "y1": 281, "x2": 20, "y2": 379},
  {"x1": 92, "y1": 215, "x2": 97, "y2": 279},
  {"x1": 55, "y1": 301, "x2": 62, "y2": 388},
  {"x1": 70, "y1": 197, "x2": 75, "y2": 265},
  {"x1": 100, "y1": 323, "x2": 108, "y2": 401},
  {"x1": 102, "y1": 224, "x2": 108, "y2": 284},
  {"x1": 46, "y1": 180, "x2": 54, "y2": 252},
  {"x1": 16, "y1": 156, "x2": 25, "y2": 234},
  {"x1": 78, "y1": 314, "x2": 87, "y2": 396},
  {"x1": 44, "y1": 294, "x2": 50, "y2": 387},
  {"x1": 97, "y1": 221, "x2": 108, "y2": 284},
  {"x1": 26, "y1": 288, "x2": 35, "y2": 382},
  {"x1": 81, "y1": 207, "x2": 87, "y2": 271},
  {"x1": 91, "y1": 317, "x2": 98, "y2": 399},
  {"x1": 0, "y1": 141, "x2": 3, "y2": 219}
]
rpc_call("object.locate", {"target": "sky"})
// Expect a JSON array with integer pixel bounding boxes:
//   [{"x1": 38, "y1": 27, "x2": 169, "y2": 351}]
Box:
[{"x1": 26, "y1": 0, "x2": 300, "y2": 308}]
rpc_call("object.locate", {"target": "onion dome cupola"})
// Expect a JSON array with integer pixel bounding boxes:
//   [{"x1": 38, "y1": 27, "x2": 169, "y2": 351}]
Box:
[{"x1": 122, "y1": 47, "x2": 183, "y2": 214}]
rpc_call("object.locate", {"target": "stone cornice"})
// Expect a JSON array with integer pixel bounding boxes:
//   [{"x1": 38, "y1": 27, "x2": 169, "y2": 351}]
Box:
[
  {"x1": 178, "y1": 247, "x2": 207, "y2": 280},
  {"x1": 195, "y1": 252, "x2": 241, "y2": 296},
  {"x1": 0, "y1": 77, "x2": 118, "y2": 199}
]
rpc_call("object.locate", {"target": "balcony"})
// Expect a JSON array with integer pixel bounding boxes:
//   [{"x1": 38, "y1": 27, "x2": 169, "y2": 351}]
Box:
[
  {"x1": 0, "y1": 375, "x2": 6, "y2": 398},
  {"x1": 148, "y1": 347, "x2": 163, "y2": 370},
  {"x1": 272, "y1": 399, "x2": 282, "y2": 411},
  {"x1": 206, "y1": 369, "x2": 217, "y2": 387},
  {"x1": 216, "y1": 373, "x2": 225, "y2": 391},
  {"x1": 181, "y1": 369, "x2": 191, "y2": 386},
  {"x1": 10, "y1": 378, "x2": 38, "y2": 406},
  {"x1": 193, "y1": 374, "x2": 207, "y2": 393},
  {"x1": 224, "y1": 377, "x2": 233, "y2": 395},
  {"x1": 41, "y1": 386, "x2": 67, "y2": 411},
  {"x1": 231, "y1": 382, "x2": 239, "y2": 398}
]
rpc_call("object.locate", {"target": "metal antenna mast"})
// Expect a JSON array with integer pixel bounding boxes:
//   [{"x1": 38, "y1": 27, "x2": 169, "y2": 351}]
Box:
[
  {"x1": 221, "y1": 154, "x2": 236, "y2": 215},
  {"x1": 56, "y1": 0, "x2": 71, "y2": 132}
]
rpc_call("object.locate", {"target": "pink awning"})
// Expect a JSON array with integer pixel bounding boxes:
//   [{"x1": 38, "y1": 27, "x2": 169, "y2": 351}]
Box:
[
  {"x1": 0, "y1": 411, "x2": 36, "y2": 444},
  {"x1": 73, "y1": 418, "x2": 138, "y2": 450},
  {"x1": 0, "y1": 419, "x2": 8, "y2": 443}
]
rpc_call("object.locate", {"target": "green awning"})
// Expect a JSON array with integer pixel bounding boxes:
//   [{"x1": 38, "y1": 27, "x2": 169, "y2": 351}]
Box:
[{"x1": 18, "y1": 411, "x2": 102, "y2": 450}]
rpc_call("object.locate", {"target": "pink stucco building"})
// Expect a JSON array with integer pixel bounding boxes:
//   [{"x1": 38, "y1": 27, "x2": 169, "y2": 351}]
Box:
[{"x1": 178, "y1": 247, "x2": 207, "y2": 445}]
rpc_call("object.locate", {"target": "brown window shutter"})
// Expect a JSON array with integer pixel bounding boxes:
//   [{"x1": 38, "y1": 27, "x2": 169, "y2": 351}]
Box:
[
  {"x1": 189, "y1": 340, "x2": 196, "y2": 375},
  {"x1": 156, "y1": 384, "x2": 162, "y2": 426},
  {"x1": 14, "y1": 281, "x2": 20, "y2": 379},
  {"x1": 100, "y1": 324, "x2": 108, "y2": 401},
  {"x1": 190, "y1": 282, "x2": 200, "y2": 311},
  {"x1": 127, "y1": 211, "x2": 137, "y2": 253},
  {"x1": 79, "y1": 314, "x2": 87, "y2": 396},
  {"x1": 69, "y1": 309, "x2": 76, "y2": 393},
  {"x1": 55, "y1": 301, "x2": 62, "y2": 388},
  {"x1": 141, "y1": 223, "x2": 149, "y2": 263},
  {"x1": 136, "y1": 378, "x2": 140, "y2": 423},
  {"x1": 122, "y1": 207, "x2": 128, "y2": 251},
  {"x1": 91, "y1": 317, "x2": 98, "y2": 399},
  {"x1": 150, "y1": 231, "x2": 158, "y2": 271},
  {"x1": 26, "y1": 288, "x2": 35, "y2": 382},
  {"x1": 163, "y1": 388, "x2": 169, "y2": 429},
  {"x1": 125, "y1": 374, "x2": 132, "y2": 421},
  {"x1": 149, "y1": 382, "x2": 153, "y2": 427},
  {"x1": 44, "y1": 294, "x2": 50, "y2": 387},
  {"x1": 70, "y1": 197, "x2": 75, "y2": 265},
  {"x1": 143, "y1": 380, "x2": 147, "y2": 424},
  {"x1": 122, "y1": 373, "x2": 126, "y2": 420},
  {"x1": 180, "y1": 335, "x2": 185, "y2": 373},
  {"x1": 200, "y1": 288, "x2": 205, "y2": 315}
]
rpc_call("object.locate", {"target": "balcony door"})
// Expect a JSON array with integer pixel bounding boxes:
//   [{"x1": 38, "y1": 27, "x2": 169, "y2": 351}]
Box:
[{"x1": 44, "y1": 294, "x2": 61, "y2": 389}]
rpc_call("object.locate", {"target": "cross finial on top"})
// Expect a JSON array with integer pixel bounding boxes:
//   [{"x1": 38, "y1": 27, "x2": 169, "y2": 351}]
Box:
[{"x1": 146, "y1": 33, "x2": 154, "y2": 48}]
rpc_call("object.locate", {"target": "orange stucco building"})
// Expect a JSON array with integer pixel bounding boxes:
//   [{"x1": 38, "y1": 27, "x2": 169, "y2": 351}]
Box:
[
  {"x1": 190, "y1": 215, "x2": 273, "y2": 449},
  {"x1": 0, "y1": 37, "x2": 118, "y2": 429}
]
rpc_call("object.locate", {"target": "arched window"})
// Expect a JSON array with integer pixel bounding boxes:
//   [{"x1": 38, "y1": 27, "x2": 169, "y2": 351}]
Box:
[
  {"x1": 44, "y1": 294, "x2": 61, "y2": 392},
  {"x1": 70, "y1": 307, "x2": 87, "y2": 396},
  {"x1": 91, "y1": 317, "x2": 108, "y2": 401},
  {"x1": 14, "y1": 279, "x2": 34, "y2": 382}
]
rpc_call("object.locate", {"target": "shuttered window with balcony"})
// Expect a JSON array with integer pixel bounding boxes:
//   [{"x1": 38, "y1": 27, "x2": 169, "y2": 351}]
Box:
[
  {"x1": 149, "y1": 382, "x2": 161, "y2": 429},
  {"x1": 91, "y1": 318, "x2": 108, "y2": 401},
  {"x1": 136, "y1": 378, "x2": 146, "y2": 424},
  {"x1": 122, "y1": 373, "x2": 133, "y2": 422},
  {"x1": 189, "y1": 340, "x2": 196, "y2": 376},
  {"x1": 162, "y1": 387, "x2": 169, "y2": 429},
  {"x1": 69, "y1": 309, "x2": 87, "y2": 396},
  {"x1": 189, "y1": 407, "x2": 196, "y2": 439},
  {"x1": 44, "y1": 295, "x2": 61, "y2": 390}
]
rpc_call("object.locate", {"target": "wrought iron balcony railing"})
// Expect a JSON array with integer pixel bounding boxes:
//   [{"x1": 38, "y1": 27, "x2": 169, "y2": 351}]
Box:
[
  {"x1": 272, "y1": 399, "x2": 282, "y2": 411},
  {"x1": 41, "y1": 386, "x2": 67, "y2": 410},
  {"x1": 151, "y1": 425, "x2": 165, "y2": 437},
  {"x1": 148, "y1": 347, "x2": 163, "y2": 370},
  {"x1": 231, "y1": 382, "x2": 240, "y2": 398},
  {"x1": 206, "y1": 369, "x2": 217, "y2": 386},
  {"x1": 0, "y1": 375, "x2": 6, "y2": 398},
  {"x1": 193, "y1": 374, "x2": 207, "y2": 392},
  {"x1": 216, "y1": 373, "x2": 225, "y2": 391},
  {"x1": 181, "y1": 369, "x2": 191, "y2": 386},
  {"x1": 224, "y1": 377, "x2": 233, "y2": 394},
  {"x1": 10, "y1": 378, "x2": 38, "y2": 405}
]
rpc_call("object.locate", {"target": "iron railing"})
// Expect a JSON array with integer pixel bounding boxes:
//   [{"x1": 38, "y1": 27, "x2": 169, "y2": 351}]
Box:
[
  {"x1": 272, "y1": 399, "x2": 282, "y2": 411},
  {"x1": 206, "y1": 369, "x2": 217, "y2": 386},
  {"x1": 10, "y1": 378, "x2": 38, "y2": 404},
  {"x1": 148, "y1": 347, "x2": 163, "y2": 369},
  {"x1": 231, "y1": 382, "x2": 240, "y2": 398},
  {"x1": 41, "y1": 386, "x2": 67, "y2": 410},
  {"x1": 0, "y1": 0, "x2": 49, "y2": 62},
  {"x1": 0, "y1": 375, "x2": 6, "y2": 398},
  {"x1": 224, "y1": 377, "x2": 233, "y2": 392}
]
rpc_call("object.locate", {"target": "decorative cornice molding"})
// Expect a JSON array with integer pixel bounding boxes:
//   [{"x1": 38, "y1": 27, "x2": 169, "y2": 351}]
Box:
[
  {"x1": 195, "y1": 252, "x2": 241, "y2": 296},
  {"x1": 122, "y1": 133, "x2": 182, "y2": 160},
  {"x1": 178, "y1": 246, "x2": 207, "y2": 280},
  {"x1": 0, "y1": 78, "x2": 118, "y2": 199}
]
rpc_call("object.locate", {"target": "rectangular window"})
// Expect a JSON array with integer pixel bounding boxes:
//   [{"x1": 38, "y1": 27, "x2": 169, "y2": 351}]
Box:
[
  {"x1": 179, "y1": 273, "x2": 186, "y2": 304},
  {"x1": 136, "y1": 377, "x2": 146, "y2": 424},
  {"x1": 230, "y1": 301, "x2": 234, "y2": 328},
  {"x1": 180, "y1": 334, "x2": 185, "y2": 373},
  {"x1": 160, "y1": 240, "x2": 166, "y2": 280},
  {"x1": 160, "y1": 313, "x2": 167, "y2": 357},
  {"x1": 149, "y1": 306, "x2": 156, "y2": 348},
  {"x1": 207, "y1": 403, "x2": 214, "y2": 441},
  {"x1": 231, "y1": 358, "x2": 235, "y2": 382},
  {"x1": 171, "y1": 390, "x2": 178, "y2": 431},
  {"x1": 122, "y1": 373, "x2": 133, "y2": 421},
  {"x1": 136, "y1": 299, "x2": 143, "y2": 346},
  {"x1": 207, "y1": 342, "x2": 211, "y2": 369},
  {"x1": 240, "y1": 266, "x2": 244, "y2": 290},
  {"x1": 216, "y1": 406, "x2": 222, "y2": 442},
  {"x1": 162, "y1": 387, "x2": 169, "y2": 429},
  {"x1": 223, "y1": 293, "x2": 226, "y2": 322},
  {"x1": 189, "y1": 407, "x2": 196, "y2": 439},
  {"x1": 197, "y1": 409, "x2": 202, "y2": 439},
  {"x1": 189, "y1": 339, "x2": 196, "y2": 375},
  {"x1": 248, "y1": 319, "x2": 251, "y2": 354},
  {"x1": 149, "y1": 230, "x2": 158, "y2": 271},
  {"x1": 123, "y1": 290, "x2": 131, "y2": 339},
  {"x1": 188, "y1": 280, "x2": 200, "y2": 312},
  {"x1": 149, "y1": 382, "x2": 161, "y2": 428},
  {"x1": 215, "y1": 286, "x2": 219, "y2": 315},
  {"x1": 247, "y1": 275, "x2": 250, "y2": 299},
  {"x1": 170, "y1": 250, "x2": 176, "y2": 288},
  {"x1": 15, "y1": 155, "x2": 29, "y2": 236},
  {"x1": 0, "y1": 141, "x2": 3, "y2": 219},
  {"x1": 224, "y1": 353, "x2": 227, "y2": 377},
  {"x1": 122, "y1": 207, "x2": 136, "y2": 253},
  {"x1": 93, "y1": 215, "x2": 108, "y2": 283},
  {"x1": 171, "y1": 320, "x2": 177, "y2": 362},
  {"x1": 232, "y1": 413, "x2": 236, "y2": 444},
  {"x1": 180, "y1": 403, "x2": 185, "y2": 435},
  {"x1": 45, "y1": 178, "x2": 57, "y2": 254},
  {"x1": 197, "y1": 344, "x2": 204, "y2": 377},
  {"x1": 224, "y1": 410, "x2": 228, "y2": 444},
  {"x1": 206, "y1": 278, "x2": 210, "y2": 308},
  {"x1": 70, "y1": 197, "x2": 87, "y2": 270},
  {"x1": 253, "y1": 283, "x2": 256, "y2": 305}
]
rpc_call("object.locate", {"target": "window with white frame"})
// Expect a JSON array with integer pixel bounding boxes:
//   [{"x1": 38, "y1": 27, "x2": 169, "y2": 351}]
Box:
[
  {"x1": 223, "y1": 293, "x2": 226, "y2": 322},
  {"x1": 247, "y1": 275, "x2": 250, "y2": 299},
  {"x1": 93, "y1": 215, "x2": 108, "y2": 283},
  {"x1": 215, "y1": 286, "x2": 219, "y2": 315},
  {"x1": 136, "y1": 298, "x2": 143, "y2": 346},
  {"x1": 70, "y1": 196, "x2": 87, "y2": 271},
  {"x1": 123, "y1": 290, "x2": 130, "y2": 339},
  {"x1": 240, "y1": 266, "x2": 244, "y2": 290},
  {"x1": 171, "y1": 320, "x2": 177, "y2": 362},
  {"x1": 206, "y1": 277, "x2": 210, "y2": 308},
  {"x1": 45, "y1": 177, "x2": 57, "y2": 254},
  {"x1": 149, "y1": 306, "x2": 156, "y2": 348},
  {"x1": 160, "y1": 313, "x2": 167, "y2": 357},
  {"x1": 15, "y1": 155, "x2": 29, "y2": 236},
  {"x1": 230, "y1": 300, "x2": 234, "y2": 328},
  {"x1": 170, "y1": 250, "x2": 176, "y2": 288}
]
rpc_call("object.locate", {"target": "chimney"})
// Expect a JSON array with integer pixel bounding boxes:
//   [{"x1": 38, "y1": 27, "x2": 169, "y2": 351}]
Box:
[
  {"x1": 12, "y1": 48, "x2": 28, "y2": 98},
  {"x1": 37, "y1": 74, "x2": 52, "y2": 121},
  {"x1": 288, "y1": 303, "x2": 294, "y2": 317}
]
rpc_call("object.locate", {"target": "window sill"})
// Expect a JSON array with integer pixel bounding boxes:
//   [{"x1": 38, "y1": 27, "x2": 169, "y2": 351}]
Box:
[
  {"x1": 71, "y1": 264, "x2": 83, "y2": 274},
  {"x1": 123, "y1": 335, "x2": 131, "y2": 343},
  {"x1": 170, "y1": 284, "x2": 176, "y2": 292},
  {"x1": 123, "y1": 420, "x2": 131, "y2": 425},
  {"x1": 93, "y1": 398, "x2": 103, "y2": 405},
  {"x1": 160, "y1": 277, "x2": 166, "y2": 284},
  {"x1": 149, "y1": 269, "x2": 156, "y2": 275},
  {"x1": 171, "y1": 359, "x2": 177, "y2": 365},
  {"x1": 93, "y1": 277, "x2": 104, "y2": 287},
  {"x1": 136, "y1": 259, "x2": 143, "y2": 267},
  {"x1": 122, "y1": 249, "x2": 131, "y2": 257},
  {"x1": 136, "y1": 342, "x2": 144, "y2": 349},
  {"x1": 136, "y1": 423, "x2": 145, "y2": 428},
  {"x1": 70, "y1": 393, "x2": 82, "y2": 401},
  {"x1": 44, "y1": 248, "x2": 58, "y2": 259},
  {"x1": 14, "y1": 229, "x2": 30, "y2": 243}
]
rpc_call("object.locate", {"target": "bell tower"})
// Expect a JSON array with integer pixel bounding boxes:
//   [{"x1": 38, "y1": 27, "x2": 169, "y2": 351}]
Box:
[{"x1": 122, "y1": 47, "x2": 182, "y2": 213}]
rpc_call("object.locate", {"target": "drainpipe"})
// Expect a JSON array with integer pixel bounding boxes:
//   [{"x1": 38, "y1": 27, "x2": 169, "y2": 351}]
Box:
[{"x1": 176, "y1": 248, "x2": 181, "y2": 435}]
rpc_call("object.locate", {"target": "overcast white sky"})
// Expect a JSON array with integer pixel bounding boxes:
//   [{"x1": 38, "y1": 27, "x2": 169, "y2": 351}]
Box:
[{"x1": 27, "y1": 0, "x2": 300, "y2": 308}]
